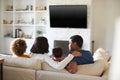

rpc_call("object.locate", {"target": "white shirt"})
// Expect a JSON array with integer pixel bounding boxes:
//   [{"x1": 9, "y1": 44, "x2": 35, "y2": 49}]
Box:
[{"x1": 30, "y1": 53, "x2": 74, "y2": 70}]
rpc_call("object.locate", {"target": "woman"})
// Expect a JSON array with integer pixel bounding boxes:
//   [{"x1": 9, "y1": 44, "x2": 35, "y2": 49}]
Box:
[
  {"x1": 10, "y1": 38, "x2": 30, "y2": 58},
  {"x1": 30, "y1": 36, "x2": 80, "y2": 70}
]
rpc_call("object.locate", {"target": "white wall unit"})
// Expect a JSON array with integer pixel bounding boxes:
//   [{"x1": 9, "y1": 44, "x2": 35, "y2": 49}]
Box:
[
  {"x1": 1, "y1": 0, "x2": 48, "y2": 39},
  {"x1": 0, "y1": 0, "x2": 48, "y2": 54}
]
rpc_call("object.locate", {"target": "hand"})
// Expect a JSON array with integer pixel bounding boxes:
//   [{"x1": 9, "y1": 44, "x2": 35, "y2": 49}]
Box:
[
  {"x1": 72, "y1": 51, "x2": 82, "y2": 57},
  {"x1": 65, "y1": 62, "x2": 78, "y2": 74}
]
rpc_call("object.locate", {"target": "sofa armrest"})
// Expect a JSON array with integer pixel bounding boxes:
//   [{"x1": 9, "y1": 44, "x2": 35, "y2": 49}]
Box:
[{"x1": 101, "y1": 61, "x2": 110, "y2": 80}]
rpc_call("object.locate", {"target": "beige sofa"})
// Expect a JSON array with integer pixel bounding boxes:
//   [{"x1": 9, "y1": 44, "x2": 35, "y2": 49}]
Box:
[{"x1": 0, "y1": 48, "x2": 110, "y2": 80}]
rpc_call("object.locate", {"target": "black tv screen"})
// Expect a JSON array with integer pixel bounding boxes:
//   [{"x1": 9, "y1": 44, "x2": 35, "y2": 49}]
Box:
[{"x1": 49, "y1": 5, "x2": 87, "y2": 28}]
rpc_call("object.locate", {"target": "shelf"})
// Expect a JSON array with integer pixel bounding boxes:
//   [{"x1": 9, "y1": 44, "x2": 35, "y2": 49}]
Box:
[
  {"x1": 35, "y1": 10, "x2": 47, "y2": 13},
  {"x1": 35, "y1": 24, "x2": 47, "y2": 27},
  {"x1": 3, "y1": 24, "x2": 13, "y2": 26},
  {"x1": 15, "y1": 11, "x2": 35, "y2": 13},
  {"x1": 2, "y1": 11, "x2": 14, "y2": 13},
  {"x1": 14, "y1": 24, "x2": 34, "y2": 27}
]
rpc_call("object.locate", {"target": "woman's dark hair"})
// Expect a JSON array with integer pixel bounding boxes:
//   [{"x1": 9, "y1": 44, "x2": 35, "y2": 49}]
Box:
[
  {"x1": 10, "y1": 38, "x2": 27, "y2": 56},
  {"x1": 52, "y1": 47, "x2": 63, "y2": 58},
  {"x1": 70, "y1": 35, "x2": 83, "y2": 48},
  {"x1": 30, "y1": 36, "x2": 49, "y2": 54}
]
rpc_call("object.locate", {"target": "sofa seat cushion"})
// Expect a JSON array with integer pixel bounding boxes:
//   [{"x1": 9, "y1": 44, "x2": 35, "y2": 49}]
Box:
[
  {"x1": 4, "y1": 66, "x2": 36, "y2": 80},
  {"x1": 37, "y1": 70, "x2": 102, "y2": 80},
  {"x1": 0, "y1": 54, "x2": 41, "y2": 70}
]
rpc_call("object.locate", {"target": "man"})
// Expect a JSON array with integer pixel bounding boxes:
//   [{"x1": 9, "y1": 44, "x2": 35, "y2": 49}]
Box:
[{"x1": 66, "y1": 35, "x2": 94, "y2": 73}]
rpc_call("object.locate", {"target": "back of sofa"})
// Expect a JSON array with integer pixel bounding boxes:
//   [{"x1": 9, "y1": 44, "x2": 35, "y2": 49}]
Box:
[
  {"x1": 0, "y1": 54, "x2": 42, "y2": 80},
  {"x1": 0, "y1": 54, "x2": 42, "y2": 70}
]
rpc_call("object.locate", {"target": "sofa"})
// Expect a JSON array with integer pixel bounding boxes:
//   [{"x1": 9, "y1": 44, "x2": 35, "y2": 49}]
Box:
[{"x1": 0, "y1": 48, "x2": 110, "y2": 80}]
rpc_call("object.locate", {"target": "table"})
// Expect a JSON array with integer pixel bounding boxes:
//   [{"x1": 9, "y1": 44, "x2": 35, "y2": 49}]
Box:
[{"x1": 0, "y1": 58, "x2": 4, "y2": 80}]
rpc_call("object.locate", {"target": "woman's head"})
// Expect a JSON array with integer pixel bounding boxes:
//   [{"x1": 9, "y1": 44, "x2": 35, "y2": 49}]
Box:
[
  {"x1": 10, "y1": 38, "x2": 27, "y2": 56},
  {"x1": 30, "y1": 36, "x2": 49, "y2": 54}
]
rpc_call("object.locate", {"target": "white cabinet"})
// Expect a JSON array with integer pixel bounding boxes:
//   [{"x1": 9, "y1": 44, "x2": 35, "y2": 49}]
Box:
[{"x1": 1, "y1": 0, "x2": 48, "y2": 39}]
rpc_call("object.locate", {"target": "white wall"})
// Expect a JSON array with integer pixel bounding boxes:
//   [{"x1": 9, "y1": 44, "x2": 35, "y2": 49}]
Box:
[
  {"x1": 44, "y1": 28, "x2": 91, "y2": 55},
  {"x1": 109, "y1": 17, "x2": 120, "y2": 80},
  {"x1": 48, "y1": 0, "x2": 91, "y2": 5},
  {"x1": 91, "y1": 0, "x2": 120, "y2": 54},
  {"x1": 0, "y1": 0, "x2": 1, "y2": 38}
]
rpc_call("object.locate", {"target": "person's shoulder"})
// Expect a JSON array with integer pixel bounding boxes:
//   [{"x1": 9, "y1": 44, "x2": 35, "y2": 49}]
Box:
[
  {"x1": 22, "y1": 54, "x2": 30, "y2": 58},
  {"x1": 81, "y1": 50, "x2": 91, "y2": 54}
]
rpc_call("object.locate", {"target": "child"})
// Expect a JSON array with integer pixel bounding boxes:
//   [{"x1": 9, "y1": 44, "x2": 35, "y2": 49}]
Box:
[
  {"x1": 52, "y1": 47, "x2": 64, "y2": 62},
  {"x1": 10, "y1": 38, "x2": 30, "y2": 58}
]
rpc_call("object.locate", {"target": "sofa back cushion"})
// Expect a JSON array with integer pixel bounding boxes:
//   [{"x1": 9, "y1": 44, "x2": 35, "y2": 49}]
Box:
[
  {"x1": 0, "y1": 54, "x2": 41, "y2": 70},
  {"x1": 93, "y1": 48, "x2": 110, "y2": 61},
  {"x1": 42, "y1": 59, "x2": 106, "y2": 76},
  {"x1": 42, "y1": 62, "x2": 70, "y2": 73},
  {"x1": 76, "y1": 59, "x2": 106, "y2": 76}
]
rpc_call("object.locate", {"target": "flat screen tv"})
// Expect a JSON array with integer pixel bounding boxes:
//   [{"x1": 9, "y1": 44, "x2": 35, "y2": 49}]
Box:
[{"x1": 49, "y1": 5, "x2": 87, "y2": 28}]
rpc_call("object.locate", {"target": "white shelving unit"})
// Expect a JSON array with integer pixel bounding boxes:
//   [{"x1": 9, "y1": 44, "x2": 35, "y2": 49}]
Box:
[
  {"x1": 1, "y1": 0, "x2": 48, "y2": 39},
  {"x1": 0, "y1": 0, "x2": 48, "y2": 54}
]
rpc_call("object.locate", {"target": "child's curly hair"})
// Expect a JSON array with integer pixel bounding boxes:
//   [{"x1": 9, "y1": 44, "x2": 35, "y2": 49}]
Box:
[{"x1": 10, "y1": 38, "x2": 27, "y2": 56}]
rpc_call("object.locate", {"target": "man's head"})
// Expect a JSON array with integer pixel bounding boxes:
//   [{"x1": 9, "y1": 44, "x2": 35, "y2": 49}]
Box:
[{"x1": 69, "y1": 35, "x2": 83, "y2": 51}]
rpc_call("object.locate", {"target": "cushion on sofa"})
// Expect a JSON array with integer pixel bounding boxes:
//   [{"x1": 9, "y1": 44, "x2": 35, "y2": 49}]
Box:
[
  {"x1": 76, "y1": 59, "x2": 106, "y2": 76},
  {"x1": 42, "y1": 62, "x2": 70, "y2": 73},
  {"x1": 0, "y1": 54, "x2": 41, "y2": 70},
  {"x1": 93, "y1": 48, "x2": 110, "y2": 61},
  {"x1": 93, "y1": 48, "x2": 110, "y2": 71}
]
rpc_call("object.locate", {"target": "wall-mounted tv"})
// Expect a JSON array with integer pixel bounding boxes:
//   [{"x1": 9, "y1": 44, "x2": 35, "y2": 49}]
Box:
[{"x1": 49, "y1": 5, "x2": 87, "y2": 28}]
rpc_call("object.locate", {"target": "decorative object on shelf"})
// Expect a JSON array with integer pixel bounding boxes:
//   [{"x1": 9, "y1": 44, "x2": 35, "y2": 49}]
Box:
[
  {"x1": 30, "y1": 5, "x2": 33, "y2": 10},
  {"x1": 3, "y1": 20, "x2": 9, "y2": 24},
  {"x1": 25, "y1": 5, "x2": 33, "y2": 11},
  {"x1": 3, "y1": 20, "x2": 13, "y2": 24},
  {"x1": 37, "y1": 30, "x2": 43, "y2": 36},
  {"x1": 36, "y1": 6, "x2": 46, "y2": 10},
  {"x1": 26, "y1": 5, "x2": 29, "y2": 10},
  {"x1": 10, "y1": 20, "x2": 13, "y2": 24},
  {"x1": 6, "y1": 5, "x2": 13, "y2": 11},
  {"x1": 15, "y1": 28, "x2": 22, "y2": 38},
  {"x1": 4, "y1": 31, "x2": 12, "y2": 38}
]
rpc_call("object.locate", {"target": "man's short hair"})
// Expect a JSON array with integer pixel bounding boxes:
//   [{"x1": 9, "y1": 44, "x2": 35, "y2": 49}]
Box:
[{"x1": 70, "y1": 35, "x2": 83, "y2": 48}]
